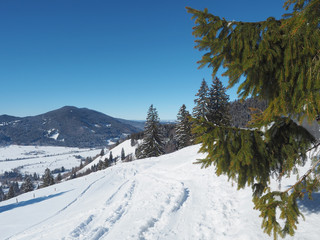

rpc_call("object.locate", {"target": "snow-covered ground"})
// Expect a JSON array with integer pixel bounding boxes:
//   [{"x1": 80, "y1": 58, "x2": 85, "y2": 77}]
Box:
[
  {"x1": 79, "y1": 139, "x2": 139, "y2": 173},
  {"x1": 0, "y1": 145, "x2": 101, "y2": 175},
  {"x1": 1, "y1": 144, "x2": 320, "y2": 240}
]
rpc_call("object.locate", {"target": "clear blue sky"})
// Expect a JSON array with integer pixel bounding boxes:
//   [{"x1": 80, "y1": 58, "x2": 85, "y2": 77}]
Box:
[{"x1": 0, "y1": 0, "x2": 287, "y2": 120}]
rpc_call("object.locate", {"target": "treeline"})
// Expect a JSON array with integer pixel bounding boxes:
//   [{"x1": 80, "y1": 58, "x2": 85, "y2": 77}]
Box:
[{"x1": 132, "y1": 78, "x2": 267, "y2": 160}]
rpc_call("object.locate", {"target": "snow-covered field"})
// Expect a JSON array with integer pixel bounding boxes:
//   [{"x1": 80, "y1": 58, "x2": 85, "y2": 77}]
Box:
[
  {"x1": 1, "y1": 144, "x2": 320, "y2": 240},
  {"x1": 0, "y1": 145, "x2": 101, "y2": 175}
]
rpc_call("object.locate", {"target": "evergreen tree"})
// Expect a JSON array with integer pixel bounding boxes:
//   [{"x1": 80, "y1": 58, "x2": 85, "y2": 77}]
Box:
[
  {"x1": 188, "y1": 0, "x2": 320, "y2": 238},
  {"x1": 206, "y1": 77, "x2": 231, "y2": 126},
  {"x1": 33, "y1": 172, "x2": 38, "y2": 181},
  {"x1": 137, "y1": 104, "x2": 164, "y2": 158},
  {"x1": 0, "y1": 186, "x2": 5, "y2": 201},
  {"x1": 193, "y1": 78, "x2": 209, "y2": 119},
  {"x1": 42, "y1": 168, "x2": 54, "y2": 187},
  {"x1": 109, "y1": 151, "x2": 114, "y2": 164},
  {"x1": 175, "y1": 104, "x2": 193, "y2": 149},
  {"x1": 121, "y1": 148, "x2": 126, "y2": 160},
  {"x1": 7, "y1": 185, "x2": 15, "y2": 199},
  {"x1": 21, "y1": 177, "x2": 34, "y2": 193},
  {"x1": 97, "y1": 160, "x2": 104, "y2": 170},
  {"x1": 104, "y1": 157, "x2": 109, "y2": 168},
  {"x1": 56, "y1": 173, "x2": 62, "y2": 182},
  {"x1": 13, "y1": 182, "x2": 20, "y2": 195},
  {"x1": 100, "y1": 149, "x2": 105, "y2": 156}
]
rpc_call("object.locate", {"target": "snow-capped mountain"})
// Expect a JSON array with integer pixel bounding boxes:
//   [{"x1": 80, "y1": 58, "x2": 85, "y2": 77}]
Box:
[{"x1": 0, "y1": 106, "x2": 141, "y2": 148}]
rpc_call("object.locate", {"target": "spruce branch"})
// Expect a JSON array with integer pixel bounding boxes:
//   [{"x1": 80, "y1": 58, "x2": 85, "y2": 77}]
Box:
[{"x1": 284, "y1": 142, "x2": 320, "y2": 193}]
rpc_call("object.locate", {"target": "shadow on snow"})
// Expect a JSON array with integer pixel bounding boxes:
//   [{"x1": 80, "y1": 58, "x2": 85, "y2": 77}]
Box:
[
  {"x1": 0, "y1": 190, "x2": 71, "y2": 214},
  {"x1": 298, "y1": 192, "x2": 320, "y2": 214}
]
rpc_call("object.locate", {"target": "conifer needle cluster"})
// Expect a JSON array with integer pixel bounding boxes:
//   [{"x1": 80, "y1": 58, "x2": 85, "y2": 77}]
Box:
[{"x1": 188, "y1": 0, "x2": 320, "y2": 238}]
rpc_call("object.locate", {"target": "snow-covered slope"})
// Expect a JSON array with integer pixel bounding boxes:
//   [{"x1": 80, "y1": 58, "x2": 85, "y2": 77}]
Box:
[
  {"x1": 79, "y1": 139, "x2": 139, "y2": 173},
  {"x1": 1, "y1": 145, "x2": 320, "y2": 240}
]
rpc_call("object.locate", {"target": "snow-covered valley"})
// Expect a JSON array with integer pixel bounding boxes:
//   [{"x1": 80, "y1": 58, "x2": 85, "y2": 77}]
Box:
[
  {"x1": 1, "y1": 144, "x2": 320, "y2": 239},
  {"x1": 0, "y1": 145, "x2": 101, "y2": 176}
]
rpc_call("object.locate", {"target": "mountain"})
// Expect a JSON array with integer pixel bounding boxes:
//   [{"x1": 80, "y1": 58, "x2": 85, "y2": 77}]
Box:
[
  {"x1": 1, "y1": 144, "x2": 319, "y2": 239},
  {"x1": 116, "y1": 118, "x2": 145, "y2": 131},
  {"x1": 0, "y1": 106, "x2": 141, "y2": 148}
]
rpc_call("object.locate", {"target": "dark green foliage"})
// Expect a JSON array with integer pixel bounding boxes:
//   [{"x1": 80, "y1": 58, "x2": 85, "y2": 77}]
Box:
[
  {"x1": 121, "y1": 148, "x2": 126, "y2": 160},
  {"x1": 229, "y1": 98, "x2": 268, "y2": 127},
  {"x1": 109, "y1": 151, "x2": 114, "y2": 165},
  {"x1": 193, "y1": 79, "x2": 209, "y2": 119},
  {"x1": 97, "y1": 160, "x2": 104, "y2": 170},
  {"x1": 100, "y1": 149, "x2": 105, "y2": 156},
  {"x1": 33, "y1": 172, "x2": 39, "y2": 181},
  {"x1": 0, "y1": 186, "x2": 4, "y2": 201},
  {"x1": 162, "y1": 124, "x2": 177, "y2": 153},
  {"x1": 56, "y1": 173, "x2": 62, "y2": 182},
  {"x1": 206, "y1": 77, "x2": 231, "y2": 126},
  {"x1": 175, "y1": 104, "x2": 193, "y2": 149},
  {"x1": 21, "y1": 177, "x2": 34, "y2": 193},
  {"x1": 104, "y1": 157, "x2": 109, "y2": 168},
  {"x1": 42, "y1": 168, "x2": 54, "y2": 187},
  {"x1": 12, "y1": 181, "x2": 20, "y2": 195},
  {"x1": 193, "y1": 117, "x2": 315, "y2": 238},
  {"x1": 188, "y1": 1, "x2": 320, "y2": 238},
  {"x1": 187, "y1": 1, "x2": 320, "y2": 124},
  {"x1": 136, "y1": 105, "x2": 164, "y2": 159},
  {"x1": 130, "y1": 132, "x2": 144, "y2": 146},
  {"x1": 7, "y1": 185, "x2": 15, "y2": 199}
]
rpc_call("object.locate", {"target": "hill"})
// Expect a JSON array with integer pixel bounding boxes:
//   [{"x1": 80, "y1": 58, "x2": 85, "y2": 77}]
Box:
[
  {"x1": 1, "y1": 145, "x2": 320, "y2": 239},
  {"x1": 0, "y1": 106, "x2": 141, "y2": 148}
]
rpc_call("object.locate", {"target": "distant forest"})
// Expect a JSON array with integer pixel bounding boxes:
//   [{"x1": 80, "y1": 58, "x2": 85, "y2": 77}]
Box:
[{"x1": 229, "y1": 98, "x2": 268, "y2": 128}]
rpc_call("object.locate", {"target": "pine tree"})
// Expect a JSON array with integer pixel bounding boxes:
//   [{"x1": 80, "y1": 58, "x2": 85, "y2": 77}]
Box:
[
  {"x1": 42, "y1": 168, "x2": 54, "y2": 187},
  {"x1": 13, "y1": 182, "x2": 20, "y2": 195},
  {"x1": 100, "y1": 149, "x2": 105, "y2": 156},
  {"x1": 121, "y1": 148, "x2": 126, "y2": 160},
  {"x1": 0, "y1": 186, "x2": 5, "y2": 201},
  {"x1": 175, "y1": 104, "x2": 193, "y2": 149},
  {"x1": 56, "y1": 173, "x2": 62, "y2": 182},
  {"x1": 104, "y1": 157, "x2": 109, "y2": 168},
  {"x1": 206, "y1": 77, "x2": 231, "y2": 126},
  {"x1": 193, "y1": 78, "x2": 209, "y2": 119},
  {"x1": 33, "y1": 172, "x2": 38, "y2": 181},
  {"x1": 97, "y1": 160, "x2": 104, "y2": 170},
  {"x1": 109, "y1": 151, "x2": 114, "y2": 165},
  {"x1": 188, "y1": 0, "x2": 320, "y2": 238},
  {"x1": 7, "y1": 185, "x2": 15, "y2": 199},
  {"x1": 21, "y1": 177, "x2": 34, "y2": 193},
  {"x1": 137, "y1": 104, "x2": 164, "y2": 158}
]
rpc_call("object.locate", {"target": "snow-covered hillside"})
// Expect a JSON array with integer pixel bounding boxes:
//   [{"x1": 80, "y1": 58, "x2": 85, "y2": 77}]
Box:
[
  {"x1": 79, "y1": 139, "x2": 139, "y2": 173},
  {"x1": 1, "y1": 145, "x2": 320, "y2": 240}
]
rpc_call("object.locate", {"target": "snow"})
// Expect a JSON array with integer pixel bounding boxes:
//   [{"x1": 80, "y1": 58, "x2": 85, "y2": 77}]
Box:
[
  {"x1": 106, "y1": 139, "x2": 116, "y2": 146},
  {"x1": 79, "y1": 140, "x2": 138, "y2": 173},
  {"x1": 1, "y1": 144, "x2": 320, "y2": 239},
  {"x1": 0, "y1": 145, "x2": 101, "y2": 175},
  {"x1": 46, "y1": 129, "x2": 60, "y2": 140},
  {"x1": 0, "y1": 120, "x2": 20, "y2": 127},
  {"x1": 50, "y1": 133, "x2": 59, "y2": 140}
]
